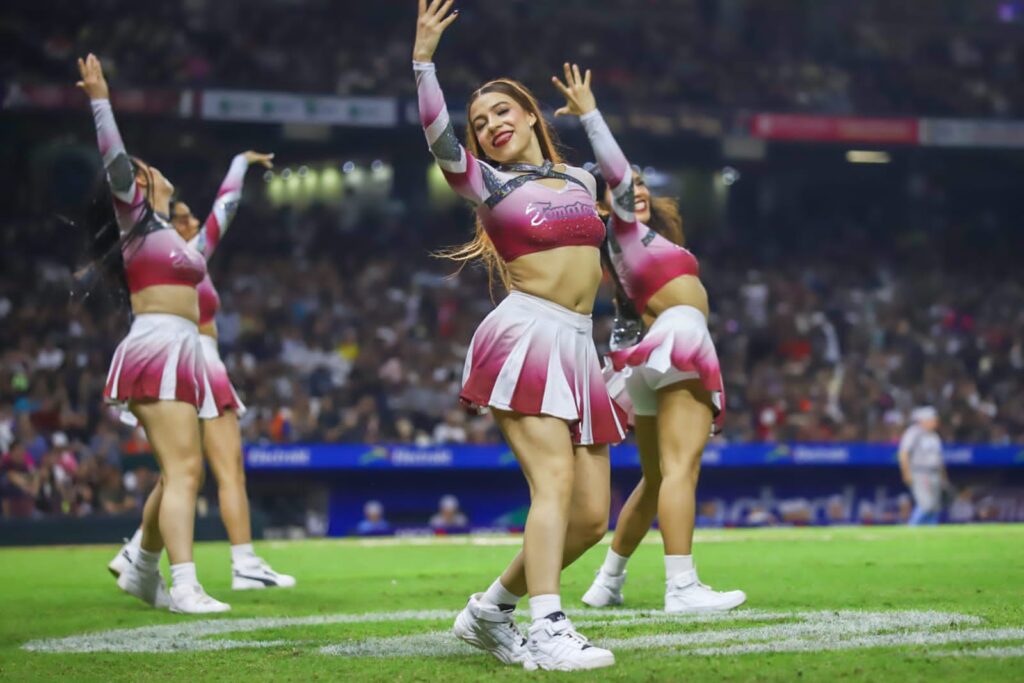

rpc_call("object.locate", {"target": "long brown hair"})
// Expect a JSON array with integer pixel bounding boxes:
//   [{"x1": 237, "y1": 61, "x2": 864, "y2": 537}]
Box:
[
  {"x1": 436, "y1": 79, "x2": 563, "y2": 294},
  {"x1": 649, "y1": 195, "x2": 685, "y2": 247}
]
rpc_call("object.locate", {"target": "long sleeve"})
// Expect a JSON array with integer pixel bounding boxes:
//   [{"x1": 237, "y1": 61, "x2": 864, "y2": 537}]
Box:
[
  {"x1": 580, "y1": 109, "x2": 636, "y2": 233},
  {"x1": 91, "y1": 99, "x2": 146, "y2": 233},
  {"x1": 414, "y1": 61, "x2": 492, "y2": 205},
  {"x1": 190, "y1": 154, "x2": 248, "y2": 260}
]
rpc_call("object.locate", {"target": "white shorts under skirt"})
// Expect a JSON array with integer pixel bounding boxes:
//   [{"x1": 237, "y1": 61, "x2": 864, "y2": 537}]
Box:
[{"x1": 608, "y1": 305, "x2": 725, "y2": 433}]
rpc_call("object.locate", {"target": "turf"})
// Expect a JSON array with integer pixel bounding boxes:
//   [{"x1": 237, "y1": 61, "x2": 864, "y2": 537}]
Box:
[{"x1": 1, "y1": 525, "x2": 1022, "y2": 682}]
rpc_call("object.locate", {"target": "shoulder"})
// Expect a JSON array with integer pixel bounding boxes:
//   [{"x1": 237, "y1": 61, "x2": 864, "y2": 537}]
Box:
[{"x1": 560, "y1": 165, "x2": 598, "y2": 198}]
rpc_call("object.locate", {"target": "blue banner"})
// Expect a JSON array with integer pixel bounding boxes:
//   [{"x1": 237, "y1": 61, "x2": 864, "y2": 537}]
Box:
[{"x1": 244, "y1": 443, "x2": 1024, "y2": 471}]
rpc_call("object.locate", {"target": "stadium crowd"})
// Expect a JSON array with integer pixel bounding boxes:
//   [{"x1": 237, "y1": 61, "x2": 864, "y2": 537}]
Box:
[
  {"x1": 5, "y1": 0, "x2": 1024, "y2": 117},
  {"x1": 2, "y1": 194, "x2": 1023, "y2": 519}
]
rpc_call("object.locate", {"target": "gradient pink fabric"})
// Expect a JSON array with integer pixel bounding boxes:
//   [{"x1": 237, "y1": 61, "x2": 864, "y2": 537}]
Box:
[
  {"x1": 414, "y1": 61, "x2": 605, "y2": 262},
  {"x1": 461, "y1": 292, "x2": 627, "y2": 446},
  {"x1": 608, "y1": 305, "x2": 725, "y2": 433},
  {"x1": 103, "y1": 314, "x2": 217, "y2": 418},
  {"x1": 199, "y1": 336, "x2": 245, "y2": 417},
  {"x1": 189, "y1": 154, "x2": 249, "y2": 325}
]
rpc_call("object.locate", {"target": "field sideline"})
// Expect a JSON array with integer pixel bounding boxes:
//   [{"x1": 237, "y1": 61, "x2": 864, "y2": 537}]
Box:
[{"x1": 1, "y1": 525, "x2": 1022, "y2": 681}]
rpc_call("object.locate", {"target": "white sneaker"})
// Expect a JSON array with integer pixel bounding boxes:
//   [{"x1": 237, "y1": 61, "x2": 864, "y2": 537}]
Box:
[
  {"x1": 664, "y1": 568, "x2": 746, "y2": 613},
  {"x1": 452, "y1": 593, "x2": 530, "y2": 665},
  {"x1": 581, "y1": 569, "x2": 626, "y2": 608},
  {"x1": 116, "y1": 564, "x2": 170, "y2": 609},
  {"x1": 169, "y1": 583, "x2": 231, "y2": 614},
  {"x1": 107, "y1": 538, "x2": 136, "y2": 578},
  {"x1": 524, "y1": 613, "x2": 615, "y2": 671},
  {"x1": 231, "y1": 558, "x2": 297, "y2": 590}
]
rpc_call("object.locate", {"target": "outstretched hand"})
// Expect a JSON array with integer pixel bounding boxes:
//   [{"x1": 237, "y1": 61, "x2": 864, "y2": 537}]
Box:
[
  {"x1": 552, "y1": 63, "x2": 596, "y2": 117},
  {"x1": 76, "y1": 53, "x2": 110, "y2": 100},
  {"x1": 413, "y1": 0, "x2": 459, "y2": 63},
  {"x1": 243, "y1": 151, "x2": 275, "y2": 169}
]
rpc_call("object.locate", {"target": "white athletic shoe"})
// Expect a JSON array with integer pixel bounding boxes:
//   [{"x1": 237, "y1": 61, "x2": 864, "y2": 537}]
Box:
[
  {"x1": 231, "y1": 558, "x2": 297, "y2": 590},
  {"x1": 664, "y1": 569, "x2": 746, "y2": 614},
  {"x1": 581, "y1": 569, "x2": 627, "y2": 608},
  {"x1": 169, "y1": 583, "x2": 231, "y2": 614},
  {"x1": 107, "y1": 538, "x2": 136, "y2": 578},
  {"x1": 452, "y1": 593, "x2": 530, "y2": 665},
  {"x1": 116, "y1": 564, "x2": 170, "y2": 609},
  {"x1": 524, "y1": 613, "x2": 615, "y2": 671}
]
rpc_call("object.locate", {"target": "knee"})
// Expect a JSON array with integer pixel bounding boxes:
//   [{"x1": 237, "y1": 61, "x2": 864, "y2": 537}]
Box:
[
  {"x1": 211, "y1": 456, "x2": 246, "y2": 489},
  {"x1": 573, "y1": 505, "x2": 608, "y2": 547},
  {"x1": 531, "y1": 466, "x2": 575, "y2": 503},
  {"x1": 659, "y1": 462, "x2": 699, "y2": 490}
]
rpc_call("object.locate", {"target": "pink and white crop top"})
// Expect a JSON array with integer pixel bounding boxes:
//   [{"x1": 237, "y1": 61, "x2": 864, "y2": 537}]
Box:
[
  {"x1": 187, "y1": 154, "x2": 250, "y2": 325},
  {"x1": 580, "y1": 110, "x2": 700, "y2": 314},
  {"x1": 415, "y1": 61, "x2": 605, "y2": 262},
  {"x1": 91, "y1": 99, "x2": 206, "y2": 294}
]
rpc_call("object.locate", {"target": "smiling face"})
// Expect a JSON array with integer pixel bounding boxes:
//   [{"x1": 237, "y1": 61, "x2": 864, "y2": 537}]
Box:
[
  {"x1": 170, "y1": 201, "x2": 201, "y2": 241},
  {"x1": 603, "y1": 170, "x2": 652, "y2": 223},
  {"x1": 469, "y1": 91, "x2": 538, "y2": 164}
]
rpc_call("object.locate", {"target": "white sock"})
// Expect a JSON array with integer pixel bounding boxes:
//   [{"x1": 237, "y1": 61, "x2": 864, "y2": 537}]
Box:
[
  {"x1": 601, "y1": 548, "x2": 630, "y2": 577},
  {"x1": 665, "y1": 554, "x2": 694, "y2": 580},
  {"x1": 529, "y1": 594, "x2": 562, "y2": 622},
  {"x1": 230, "y1": 543, "x2": 257, "y2": 566},
  {"x1": 170, "y1": 562, "x2": 199, "y2": 588},
  {"x1": 129, "y1": 528, "x2": 143, "y2": 549},
  {"x1": 481, "y1": 578, "x2": 522, "y2": 609},
  {"x1": 135, "y1": 548, "x2": 161, "y2": 574}
]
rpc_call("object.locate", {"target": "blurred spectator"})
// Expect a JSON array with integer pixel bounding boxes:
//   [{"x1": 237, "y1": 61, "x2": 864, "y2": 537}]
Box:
[
  {"x1": 429, "y1": 494, "x2": 468, "y2": 530},
  {"x1": 432, "y1": 410, "x2": 468, "y2": 445},
  {"x1": 1, "y1": 440, "x2": 37, "y2": 518},
  {"x1": 356, "y1": 500, "x2": 390, "y2": 535}
]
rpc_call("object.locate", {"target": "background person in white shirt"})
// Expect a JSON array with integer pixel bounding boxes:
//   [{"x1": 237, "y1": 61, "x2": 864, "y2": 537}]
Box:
[{"x1": 898, "y1": 406, "x2": 949, "y2": 525}]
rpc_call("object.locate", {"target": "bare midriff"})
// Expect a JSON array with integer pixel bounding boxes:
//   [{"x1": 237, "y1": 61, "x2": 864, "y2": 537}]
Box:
[
  {"x1": 642, "y1": 274, "x2": 709, "y2": 327},
  {"x1": 508, "y1": 245, "x2": 603, "y2": 314},
  {"x1": 130, "y1": 285, "x2": 200, "y2": 325}
]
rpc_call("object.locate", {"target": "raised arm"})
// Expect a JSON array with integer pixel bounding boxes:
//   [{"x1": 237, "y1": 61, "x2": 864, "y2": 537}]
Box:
[
  {"x1": 553, "y1": 63, "x2": 637, "y2": 232},
  {"x1": 78, "y1": 54, "x2": 145, "y2": 233},
  {"x1": 413, "y1": 0, "x2": 491, "y2": 205},
  {"x1": 190, "y1": 151, "x2": 273, "y2": 259}
]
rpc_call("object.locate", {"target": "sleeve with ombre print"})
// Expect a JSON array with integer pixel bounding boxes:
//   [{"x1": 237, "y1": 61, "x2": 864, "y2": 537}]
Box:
[
  {"x1": 580, "y1": 109, "x2": 637, "y2": 232},
  {"x1": 414, "y1": 61, "x2": 491, "y2": 205},
  {"x1": 190, "y1": 154, "x2": 249, "y2": 260},
  {"x1": 90, "y1": 98, "x2": 146, "y2": 233}
]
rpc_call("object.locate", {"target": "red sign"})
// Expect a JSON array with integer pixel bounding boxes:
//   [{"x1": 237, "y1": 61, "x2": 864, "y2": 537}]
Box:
[{"x1": 751, "y1": 113, "x2": 919, "y2": 144}]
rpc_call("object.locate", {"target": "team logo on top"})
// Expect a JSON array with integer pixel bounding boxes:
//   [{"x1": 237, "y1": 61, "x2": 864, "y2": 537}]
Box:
[{"x1": 525, "y1": 201, "x2": 597, "y2": 227}]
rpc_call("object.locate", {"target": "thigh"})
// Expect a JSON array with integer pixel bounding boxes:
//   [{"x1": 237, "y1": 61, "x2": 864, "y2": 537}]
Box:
[
  {"x1": 492, "y1": 410, "x2": 576, "y2": 490},
  {"x1": 655, "y1": 379, "x2": 713, "y2": 469},
  {"x1": 202, "y1": 410, "x2": 243, "y2": 476},
  {"x1": 131, "y1": 400, "x2": 202, "y2": 474}
]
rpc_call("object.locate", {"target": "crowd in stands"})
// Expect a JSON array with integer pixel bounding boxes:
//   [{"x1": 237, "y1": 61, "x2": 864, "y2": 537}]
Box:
[
  {"x1": 3, "y1": 192, "x2": 1023, "y2": 519},
  {"x1": 5, "y1": 0, "x2": 1024, "y2": 117}
]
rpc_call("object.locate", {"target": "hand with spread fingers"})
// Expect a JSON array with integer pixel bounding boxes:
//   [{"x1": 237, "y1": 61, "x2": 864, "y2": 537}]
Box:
[
  {"x1": 76, "y1": 53, "x2": 110, "y2": 101},
  {"x1": 552, "y1": 62, "x2": 596, "y2": 117},
  {"x1": 413, "y1": 0, "x2": 459, "y2": 63},
  {"x1": 243, "y1": 151, "x2": 275, "y2": 169}
]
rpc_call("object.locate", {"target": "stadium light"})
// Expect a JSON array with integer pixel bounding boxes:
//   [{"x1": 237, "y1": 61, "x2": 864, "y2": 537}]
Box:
[
  {"x1": 846, "y1": 150, "x2": 891, "y2": 164},
  {"x1": 721, "y1": 166, "x2": 740, "y2": 186}
]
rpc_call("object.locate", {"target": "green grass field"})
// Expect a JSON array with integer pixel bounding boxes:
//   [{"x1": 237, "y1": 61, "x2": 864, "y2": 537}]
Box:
[{"x1": 1, "y1": 525, "x2": 1022, "y2": 682}]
